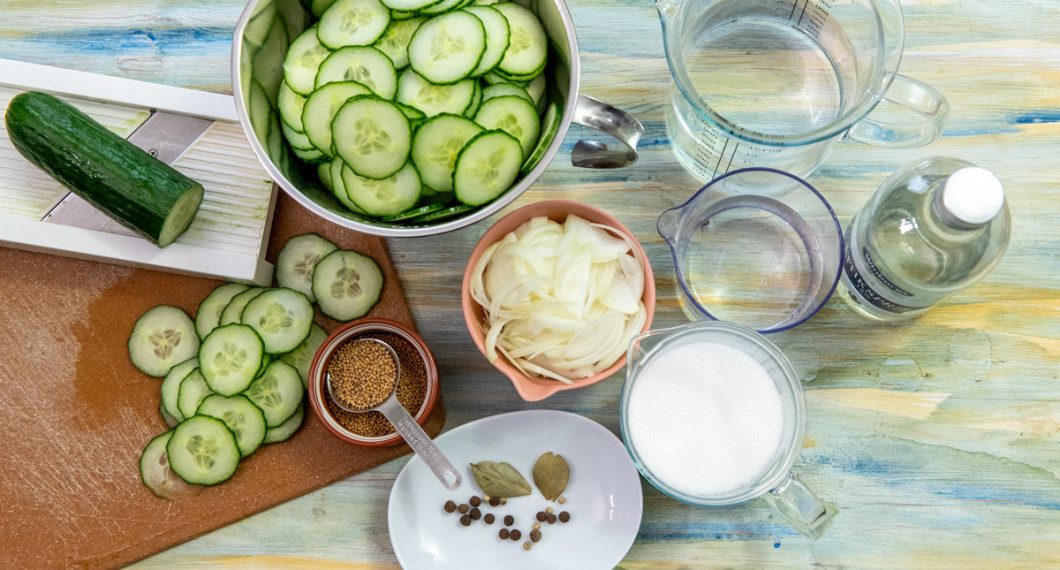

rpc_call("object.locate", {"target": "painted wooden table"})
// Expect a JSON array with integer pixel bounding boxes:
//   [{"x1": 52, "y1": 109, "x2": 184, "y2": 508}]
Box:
[{"x1": 2, "y1": 0, "x2": 1058, "y2": 567}]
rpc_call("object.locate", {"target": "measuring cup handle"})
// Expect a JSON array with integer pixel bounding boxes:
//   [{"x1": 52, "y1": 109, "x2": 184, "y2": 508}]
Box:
[
  {"x1": 847, "y1": 75, "x2": 950, "y2": 148},
  {"x1": 377, "y1": 398, "x2": 462, "y2": 491},
  {"x1": 570, "y1": 94, "x2": 644, "y2": 168},
  {"x1": 761, "y1": 472, "x2": 837, "y2": 540}
]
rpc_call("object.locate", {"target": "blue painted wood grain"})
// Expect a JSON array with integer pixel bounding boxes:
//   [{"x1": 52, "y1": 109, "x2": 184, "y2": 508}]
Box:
[{"x1": 1, "y1": 0, "x2": 1058, "y2": 567}]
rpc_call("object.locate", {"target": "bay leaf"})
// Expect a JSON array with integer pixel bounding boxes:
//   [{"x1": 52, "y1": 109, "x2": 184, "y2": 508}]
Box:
[
  {"x1": 469, "y1": 461, "x2": 532, "y2": 498},
  {"x1": 532, "y1": 452, "x2": 570, "y2": 501}
]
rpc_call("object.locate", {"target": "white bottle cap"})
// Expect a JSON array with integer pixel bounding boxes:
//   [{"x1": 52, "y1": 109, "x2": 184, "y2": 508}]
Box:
[{"x1": 941, "y1": 167, "x2": 1005, "y2": 225}]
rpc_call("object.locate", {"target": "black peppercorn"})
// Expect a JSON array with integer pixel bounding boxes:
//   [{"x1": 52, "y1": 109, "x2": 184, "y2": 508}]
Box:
[
  {"x1": 469, "y1": 495, "x2": 481, "y2": 507},
  {"x1": 458, "y1": 503, "x2": 469, "y2": 514},
  {"x1": 484, "y1": 513, "x2": 495, "y2": 525},
  {"x1": 443, "y1": 500, "x2": 457, "y2": 513},
  {"x1": 459, "y1": 514, "x2": 471, "y2": 526},
  {"x1": 503, "y1": 515, "x2": 514, "y2": 526},
  {"x1": 469, "y1": 507, "x2": 481, "y2": 520},
  {"x1": 559, "y1": 511, "x2": 570, "y2": 523},
  {"x1": 499, "y1": 528, "x2": 510, "y2": 540},
  {"x1": 530, "y1": 529, "x2": 542, "y2": 543},
  {"x1": 509, "y1": 529, "x2": 522, "y2": 541}
]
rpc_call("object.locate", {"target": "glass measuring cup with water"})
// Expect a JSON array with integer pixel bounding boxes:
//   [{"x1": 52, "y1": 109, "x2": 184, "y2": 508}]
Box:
[
  {"x1": 620, "y1": 321, "x2": 836, "y2": 539},
  {"x1": 658, "y1": 0, "x2": 949, "y2": 183}
]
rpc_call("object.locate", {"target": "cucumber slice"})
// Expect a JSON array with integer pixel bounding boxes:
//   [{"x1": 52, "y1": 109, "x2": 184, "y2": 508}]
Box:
[
  {"x1": 408, "y1": 203, "x2": 476, "y2": 223},
  {"x1": 160, "y1": 402, "x2": 179, "y2": 429},
  {"x1": 318, "y1": 161, "x2": 335, "y2": 191},
  {"x1": 454, "y1": 130, "x2": 523, "y2": 206},
  {"x1": 332, "y1": 96, "x2": 411, "y2": 180},
  {"x1": 166, "y1": 416, "x2": 241, "y2": 486},
  {"x1": 464, "y1": 80, "x2": 483, "y2": 118},
  {"x1": 276, "y1": 233, "x2": 339, "y2": 303},
  {"x1": 243, "y1": 360, "x2": 305, "y2": 427},
  {"x1": 282, "y1": 121, "x2": 316, "y2": 151},
  {"x1": 161, "y1": 358, "x2": 199, "y2": 423},
  {"x1": 317, "y1": 0, "x2": 390, "y2": 49},
  {"x1": 302, "y1": 81, "x2": 372, "y2": 157},
  {"x1": 220, "y1": 287, "x2": 267, "y2": 327},
  {"x1": 395, "y1": 69, "x2": 476, "y2": 117},
  {"x1": 198, "y1": 324, "x2": 267, "y2": 396},
  {"x1": 312, "y1": 249, "x2": 385, "y2": 321},
  {"x1": 463, "y1": 5, "x2": 510, "y2": 77},
  {"x1": 177, "y1": 368, "x2": 213, "y2": 420},
  {"x1": 240, "y1": 287, "x2": 315, "y2": 354},
  {"x1": 343, "y1": 161, "x2": 422, "y2": 216},
  {"x1": 279, "y1": 323, "x2": 328, "y2": 389},
  {"x1": 410, "y1": 113, "x2": 483, "y2": 192},
  {"x1": 408, "y1": 10, "x2": 486, "y2": 85},
  {"x1": 380, "y1": 0, "x2": 444, "y2": 12},
  {"x1": 278, "y1": 80, "x2": 309, "y2": 132},
  {"x1": 312, "y1": 0, "x2": 340, "y2": 18},
  {"x1": 419, "y1": 0, "x2": 471, "y2": 15},
  {"x1": 373, "y1": 16, "x2": 426, "y2": 69},
  {"x1": 328, "y1": 158, "x2": 367, "y2": 214},
  {"x1": 283, "y1": 26, "x2": 332, "y2": 96},
  {"x1": 128, "y1": 305, "x2": 200, "y2": 377},
  {"x1": 493, "y1": 2, "x2": 548, "y2": 78},
  {"x1": 195, "y1": 283, "x2": 250, "y2": 340},
  {"x1": 264, "y1": 402, "x2": 306, "y2": 444},
  {"x1": 378, "y1": 202, "x2": 446, "y2": 222},
  {"x1": 140, "y1": 431, "x2": 202, "y2": 499},
  {"x1": 315, "y1": 46, "x2": 398, "y2": 99},
  {"x1": 482, "y1": 82, "x2": 532, "y2": 104},
  {"x1": 525, "y1": 72, "x2": 546, "y2": 110},
  {"x1": 473, "y1": 94, "x2": 541, "y2": 158},
  {"x1": 196, "y1": 394, "x2": 268, "y2": 458},
  {"x1": 293, "y1": 144, "x2": 329, "y2": 164},
  {"x1": 522, "y1": 100, "x2": 560, "y2": 173}
]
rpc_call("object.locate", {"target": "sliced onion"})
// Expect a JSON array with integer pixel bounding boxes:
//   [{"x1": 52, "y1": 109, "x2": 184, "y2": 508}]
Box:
[{"x1": 470, "y1": 214, "x2": 647, "y2": 383}]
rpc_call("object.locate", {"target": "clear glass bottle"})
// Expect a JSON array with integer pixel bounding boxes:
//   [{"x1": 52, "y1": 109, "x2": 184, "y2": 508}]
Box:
[{"x1": 838, "y1": 157, "x2": 1011, "y2": 320}]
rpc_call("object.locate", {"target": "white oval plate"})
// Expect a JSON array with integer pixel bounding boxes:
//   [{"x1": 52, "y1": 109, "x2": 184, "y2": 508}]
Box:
[{"x1": 388, "y1": 410, "x2": 643, "y2": 569}]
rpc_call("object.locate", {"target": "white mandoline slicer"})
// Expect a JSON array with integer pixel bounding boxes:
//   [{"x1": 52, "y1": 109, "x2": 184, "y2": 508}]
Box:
[{"x1": 0, "y1": 58, "x2": 277, "y2": 285}]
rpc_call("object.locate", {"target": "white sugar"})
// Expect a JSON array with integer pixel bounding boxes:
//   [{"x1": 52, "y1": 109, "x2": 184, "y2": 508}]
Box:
[{"x1": 627, "y1": 341, "x2": 785, "y2": 498}]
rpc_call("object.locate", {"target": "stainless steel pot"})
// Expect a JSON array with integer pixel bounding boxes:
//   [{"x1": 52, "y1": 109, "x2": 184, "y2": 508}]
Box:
[{"x1": 232, "y1": 0, "x2": 643, "y2": 237}]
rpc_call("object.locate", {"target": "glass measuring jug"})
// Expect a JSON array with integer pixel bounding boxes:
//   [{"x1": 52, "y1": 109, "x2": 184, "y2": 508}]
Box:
[
  {"x1": 620, "y1": 321, "x2": 836, "y2": 539},
  {"x1": 658, "y1": 0, "x2": 950, "y2": 183}
]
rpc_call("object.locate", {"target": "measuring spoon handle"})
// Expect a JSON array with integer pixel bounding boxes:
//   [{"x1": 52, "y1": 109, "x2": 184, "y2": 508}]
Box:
[{"x1": 377, "y1": 396, "x2": 461, "y2": 490}]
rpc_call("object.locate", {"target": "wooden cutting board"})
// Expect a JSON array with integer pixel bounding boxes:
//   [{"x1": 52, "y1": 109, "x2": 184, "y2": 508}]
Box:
[{"x1": 0, "y1": 192, "x2": 446, "y2": 569}]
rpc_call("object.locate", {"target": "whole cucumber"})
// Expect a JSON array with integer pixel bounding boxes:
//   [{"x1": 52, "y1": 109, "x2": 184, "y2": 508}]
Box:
[{"x1": 5, "y1": 90, "x2": 204, "y2": 247}]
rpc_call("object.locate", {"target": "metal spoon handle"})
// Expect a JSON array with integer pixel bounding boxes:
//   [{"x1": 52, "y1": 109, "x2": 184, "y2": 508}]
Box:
[{"x1": 377, "y1": 396, "x2": 461, "y2": 490}]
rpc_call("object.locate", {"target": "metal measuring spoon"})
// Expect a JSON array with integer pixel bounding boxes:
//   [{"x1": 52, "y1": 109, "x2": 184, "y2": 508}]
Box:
[{"x1": 326, "y1": 338, "x2": 461, "y2": 490}]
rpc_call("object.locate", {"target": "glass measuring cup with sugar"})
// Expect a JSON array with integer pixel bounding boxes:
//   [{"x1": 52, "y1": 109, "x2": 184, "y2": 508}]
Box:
[
  {"x1": 658, "y1": 0, "x2": 949, "y2": 183},
  {"x1": 620, "y1": 321, "x2": 836, "y2": 539}
]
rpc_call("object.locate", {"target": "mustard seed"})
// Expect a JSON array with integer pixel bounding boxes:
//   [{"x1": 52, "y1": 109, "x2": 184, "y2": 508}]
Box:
[
  {"x1": 545, "y1": 506, "x2": 553, "y2": 514},
  {"x1": 522, "y1": 541, "x2": 531, "y2": 550},
  {"x1": 532, "y1": 523, "x2": 540, "y2": 530},
  {"x1": 558, "y1": 496, "x2": 566, "y2": 504},
  {"x1": 325, "y1": 333, "x2": 429, "y2": 438},
  {"x1": 327, "y1": 339, "x2": 396, "y2": 411}
]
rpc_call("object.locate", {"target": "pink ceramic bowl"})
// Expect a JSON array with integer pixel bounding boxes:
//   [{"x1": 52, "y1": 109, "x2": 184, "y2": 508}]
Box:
[
  {"x1": 307, "y1": 318, "x2": 440, "y2": 447},
  {"x1": 461, "y1": 200, "x2": 656, "y2": 401}
]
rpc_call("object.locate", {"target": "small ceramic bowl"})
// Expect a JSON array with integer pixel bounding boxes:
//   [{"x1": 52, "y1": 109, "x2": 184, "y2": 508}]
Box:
[
  {"x1": 307, "y1": 318, "x2": 439, "y2": 447},
  {"x1": 461, "y1": 199, "x2": 656, "y2": 401}
]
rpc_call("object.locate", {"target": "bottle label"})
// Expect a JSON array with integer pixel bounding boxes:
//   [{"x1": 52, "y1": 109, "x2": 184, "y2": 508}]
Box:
[{"x1": 843, "y1": 244, "x2": 922, "y2": 313}]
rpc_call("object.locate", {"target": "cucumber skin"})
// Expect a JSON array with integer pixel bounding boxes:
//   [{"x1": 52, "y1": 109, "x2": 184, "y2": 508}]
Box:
[{"x1": 4, "y1": 91, "x2": 204, "y2": 247}]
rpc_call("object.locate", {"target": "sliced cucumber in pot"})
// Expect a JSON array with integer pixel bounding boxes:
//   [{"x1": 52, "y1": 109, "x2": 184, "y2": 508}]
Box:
[
  {"x1": 410, "y1": 113, "x2": 483, "y2": 192},
  {"x1": 276, "y1": 233, "x2": 339, "y2": 303},
  {"x1": 473, "y1": 94, "x2": 541, "y2": 158},
  {"x1": 342, "y1": 161, "x2": 422, "y2": 216},
  {"x1": 373, "y1": 16, "x2": 426, "y2": 69},
  {"x1": 128, "y1": 305, "x2": 200, "y2": 377},
  {"x1": 312, "y1": 249, "x2": 385, "y2": 321},
  {"x1": 408, "y1": 10, "x2": 486, "y2": 85},
  {"x1": 301, "y1": 81, "x2": 372, "y2": 157},
  {"x1": 166, "y1": 415, "x2": 241, "y2": 486},
  {"x1": 453, "y1": 130, "x2": 523, "y2": 207},
  {"x1": 331, "y1": 96, "x2": 411, "y2": 180},
  {"x1": 395, "y1": 69, "x2": 476, "y2": 117},
  {"x1": 316, "y1": 0, "x2": 390, "y2": 49},
  {"x1": 315, "y1": 45, "x2": 397, "y2": 99}
]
